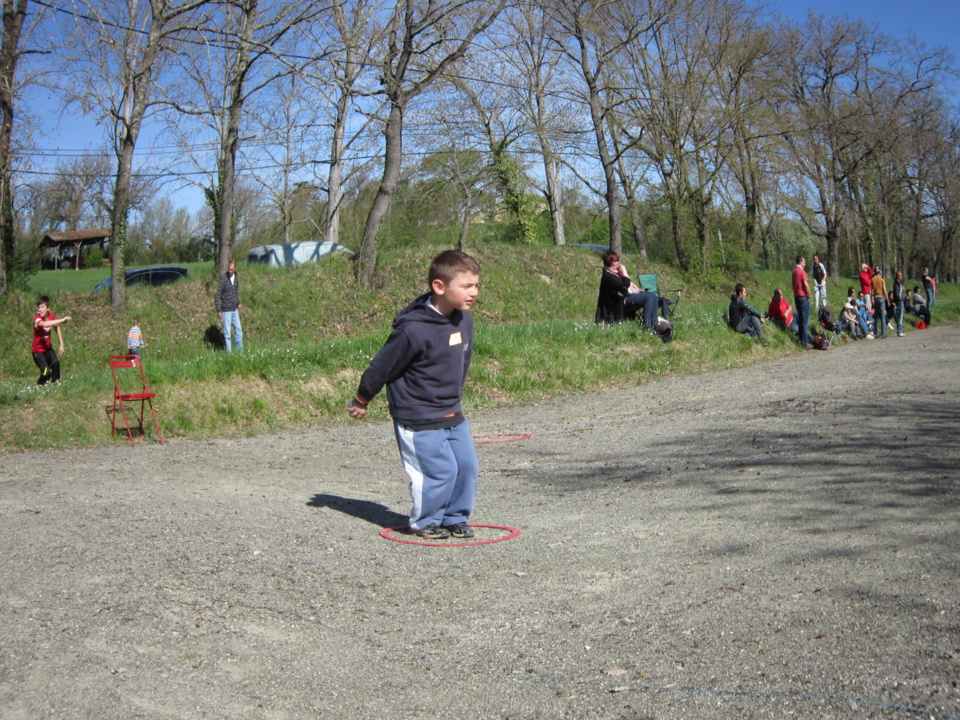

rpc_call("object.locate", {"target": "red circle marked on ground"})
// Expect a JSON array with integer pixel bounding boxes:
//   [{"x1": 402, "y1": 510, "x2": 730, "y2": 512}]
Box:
[
  {"x1": 474, "y1": 433, "x2": 532, "y2": 445},
  {"x1": 379, "y1": 524, "x2": 521, "y2": 547}
]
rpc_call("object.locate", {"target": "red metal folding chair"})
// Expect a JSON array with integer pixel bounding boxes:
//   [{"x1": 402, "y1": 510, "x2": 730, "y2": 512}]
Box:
[{"x1": 110, "y1": 355, "x2": 164, "y2": 447}]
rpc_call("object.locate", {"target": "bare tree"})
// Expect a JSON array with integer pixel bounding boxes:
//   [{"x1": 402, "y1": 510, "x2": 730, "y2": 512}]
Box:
[
  {"x1": 356, "y1": 0, "x2": 503, "y2": 287},
  {"x1": 768, "y1": 14, "x2": 895, "y2": 275},
  {"x1": 56, "y1": 0, "x2": 209, "y2": 309},
  {"x1": 546, "y1": 0, "x2": 670, "y2": 256},
  {"x1": 294, "y1": 0, "x2": 387, "y2": 250}
]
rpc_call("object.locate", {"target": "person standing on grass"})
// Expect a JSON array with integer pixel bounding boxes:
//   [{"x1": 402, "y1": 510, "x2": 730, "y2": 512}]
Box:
[
  {"x1": 871, "y1": 269, "x2": 888, "y2": 339},
  {"x1": 127, "y1": 317, "x2": 144, "y2": 357},
  {"x1": 893, "y1": 271, "x2": 906, "y2": 337},
  {"x1": 347, "y1": 250, "x2": 481, "y2": 541},
  {"x1": 922, "y1": 267, "x2": 936, "y2": 308},
  {"x1": 811, "y1": 253, "x2": 828, "y2": 309},
  {"x1": 859, "y1": 263, "x2": 874, "y2": 312},
  {"x1": 792, "y1": 256, "x2": 812, "y2": 350},
  {"x1": 32, "y1": 296, "x2": 71, "y2": 386},
  {"x1": 215, "y1": 260, "x2": 243, "y2": 353}
]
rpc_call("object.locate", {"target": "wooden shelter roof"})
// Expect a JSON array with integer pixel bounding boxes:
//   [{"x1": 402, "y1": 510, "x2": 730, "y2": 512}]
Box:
[{"x1": 40, "y1": 228, "x2": 110, "y2": 249}]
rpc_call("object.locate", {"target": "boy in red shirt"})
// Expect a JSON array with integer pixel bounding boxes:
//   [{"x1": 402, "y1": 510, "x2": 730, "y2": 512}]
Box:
[{"x1": 32, "y1": 296, "x2": 72, "y2": 385}]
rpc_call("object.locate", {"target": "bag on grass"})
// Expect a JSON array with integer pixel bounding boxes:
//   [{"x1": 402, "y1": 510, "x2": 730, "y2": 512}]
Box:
[
  {"x1": 653, "y1": 317, "x2": 673, "y2": 343},
  {"x1": 813, "y1": 336, "x2": 828, "y2": 350}
]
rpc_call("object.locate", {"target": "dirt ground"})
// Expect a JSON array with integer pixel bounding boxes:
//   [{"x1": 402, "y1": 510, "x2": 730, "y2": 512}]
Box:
[{"x1": 1, "y1": 323, "x2": 959, "y2": 720}]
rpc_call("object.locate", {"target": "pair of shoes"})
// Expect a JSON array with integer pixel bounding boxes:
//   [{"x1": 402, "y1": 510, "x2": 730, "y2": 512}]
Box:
[
  {"x1": 444, "y1": 522, "x2": 475, "y2": 539},
  {"x1": 897, "y1": 332, "x2": 905, "y2": 337},
  {"x1": 866, "y1": 334, "x2": 874, "y2": 340},
  {"x1": 409, "y1": 524, "x2": 450, "y2": 540}
]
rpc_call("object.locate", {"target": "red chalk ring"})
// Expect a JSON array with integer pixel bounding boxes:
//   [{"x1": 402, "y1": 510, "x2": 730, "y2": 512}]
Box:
[
  {"x1": 379, "y1": 524, "x2": 521, "y2": 546},
  {"x1": 474, "y1": 433, "x2": 532, "y2": 445}
]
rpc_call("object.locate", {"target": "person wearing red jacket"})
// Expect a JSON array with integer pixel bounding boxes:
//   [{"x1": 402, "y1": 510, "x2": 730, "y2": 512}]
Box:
[
  {"x1": 768, "y1": 288, "x2": 798, "y2": 335},
  {"x1": 859, "y1": 263, "x2": 874, "y2": 312}
]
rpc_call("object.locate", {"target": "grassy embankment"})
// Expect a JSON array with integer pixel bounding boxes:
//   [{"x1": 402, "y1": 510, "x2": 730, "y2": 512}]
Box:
[{"x1": 1, "y1": 244, "x2": 955, "y2": 452}]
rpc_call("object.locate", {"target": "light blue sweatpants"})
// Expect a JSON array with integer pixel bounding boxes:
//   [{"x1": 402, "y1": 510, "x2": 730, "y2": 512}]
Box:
[{"x1": 394, "y1": 419, "x2": 478, "y2": 531}]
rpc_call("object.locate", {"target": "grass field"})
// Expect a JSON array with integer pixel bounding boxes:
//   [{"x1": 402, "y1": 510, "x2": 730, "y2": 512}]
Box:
[{"x1": 2, "y1": 243, "x2": 955, "y2": 452}]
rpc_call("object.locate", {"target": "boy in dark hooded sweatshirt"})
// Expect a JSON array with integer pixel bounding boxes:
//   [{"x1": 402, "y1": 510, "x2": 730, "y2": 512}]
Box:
[{"x1": 347, "y1": 250, "x2": 481, "y2": 540}]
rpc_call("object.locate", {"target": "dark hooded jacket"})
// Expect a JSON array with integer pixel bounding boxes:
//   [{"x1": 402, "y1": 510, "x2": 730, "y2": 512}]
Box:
[
  {"x1": 728, "y1": 293, "x2": 761, "y2": 329},
  {"x1": 356, "y1": 293, "x2": 473, "y2": 428}
]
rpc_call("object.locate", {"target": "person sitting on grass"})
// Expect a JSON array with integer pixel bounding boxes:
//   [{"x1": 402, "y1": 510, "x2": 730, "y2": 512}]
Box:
[
  {"x1": 855, "y1": 290, "x2": 876, "y2": 337},
  {"x1": 767, "y1": 288, "x2": 799, "y2": 335},
  {"x1": 839, "y1": 296, "x2": 867, "y2": 339},
  {"x1": 907, "y1": 286, "x2": 932, "y2": 326},
  {"x1": 728, "y1": 283, "x2": 769, "y2": 345}
]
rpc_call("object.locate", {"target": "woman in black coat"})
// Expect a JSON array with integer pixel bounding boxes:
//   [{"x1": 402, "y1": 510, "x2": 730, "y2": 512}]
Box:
[{"x1": 595, "y1": 250, "x2": 631, "y2": 324}]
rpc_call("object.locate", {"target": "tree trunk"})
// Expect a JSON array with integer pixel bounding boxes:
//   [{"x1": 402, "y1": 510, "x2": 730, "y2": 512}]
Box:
[
  {"x1": 0, "y1": 0, "x2": 27, "y2": 294},
  {"x1": 359, "y1": 100, "x2": 404, "y2": 287},
  {"x1": 670, "y1": 196, "x2": 690, "y2": 272},
  {"x1": 542, "y1": 154, "x2": 565, "y2": 246}
]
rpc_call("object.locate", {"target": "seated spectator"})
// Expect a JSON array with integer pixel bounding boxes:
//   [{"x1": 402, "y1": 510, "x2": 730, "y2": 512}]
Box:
[
  {"x1": 595, "y1": 250, "x2": 631, "y2": 324},
  {"x1": 906, "y1": 286, "x2": 932, "y2": 325},
  {"x1": 728, "y1": 283, "x2": 768, "y2": 345},
  {"x1": 855, "y1": 290, "x2": 876, "y2": 335},
  {"x1": 839, "y1": 296, "x2": 869, "y2": 339},
  {"x1": 767, "y1": 288, "x2": 799, "y2": 335}
]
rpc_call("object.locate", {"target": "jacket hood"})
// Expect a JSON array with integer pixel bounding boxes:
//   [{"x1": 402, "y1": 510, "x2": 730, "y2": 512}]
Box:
[{"x1": 392, "y1": 292, "x2": 460, "y2": 329}]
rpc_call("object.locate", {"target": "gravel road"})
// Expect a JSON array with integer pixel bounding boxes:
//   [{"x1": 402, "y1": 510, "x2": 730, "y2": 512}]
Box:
[{"x1": 2, "y1": 323, "x2": 959, "y2": 720}]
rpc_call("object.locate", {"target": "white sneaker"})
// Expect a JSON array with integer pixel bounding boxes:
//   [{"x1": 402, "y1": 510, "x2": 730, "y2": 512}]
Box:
[
  {"x1": 866, "y1": 333, "x2": 874, "y2": 340},
  {"x1": 887, "y1": 322, "x2": 894, "y2": 330},
  {"x1": 897, "y1": 332, "x2": 905, "y2": 337}
]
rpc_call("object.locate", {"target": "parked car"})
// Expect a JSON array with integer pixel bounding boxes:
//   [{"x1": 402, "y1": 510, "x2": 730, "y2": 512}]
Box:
[{"x1": 94, "y1": 265, "x2": 189, "y2": 291}]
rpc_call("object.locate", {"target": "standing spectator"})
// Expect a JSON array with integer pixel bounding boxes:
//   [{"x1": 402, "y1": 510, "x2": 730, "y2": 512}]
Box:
[
  {"x1": 32, "y1": 296, "x2": 71, "y2": 386},
  {"x1": 215, "y1": 260, "x2": 244, "y2": 353},
  {"x1": 811, "y1": 253, "x2": 828, "y2": 308},
  {"x1": 892, "y1": 271, "x2": 906, "y2": 337},
  {"x1": 858, "y1": 263, "x2": 874, "y2": 312},
  {"x1": 871, "y1": 269, "x2": 888, "y2": 339},
  {"x1": 792, "y1": 255, "x2": 812, "y2": 350},
  {"x1": 728, "y1": 283, "x2": 768, "y2": 345},
  {"x1": 127, "y1": 316, "x2": 144, "y2": 357},
  {"x1": 921, "y1": 267, "x2": 936, "y2": 308}
]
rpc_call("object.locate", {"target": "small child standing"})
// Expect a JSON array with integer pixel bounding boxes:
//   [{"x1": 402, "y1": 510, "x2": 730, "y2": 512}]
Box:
[
  {"x1": 127, "y1": 317, "x2": 144, "y2": 357},
  {"x1": 347, "y1": 250, "x2": 481, "y2": 540},
  {"x1": 32, "y1": 295, "x2": 71, "y2": 385}
]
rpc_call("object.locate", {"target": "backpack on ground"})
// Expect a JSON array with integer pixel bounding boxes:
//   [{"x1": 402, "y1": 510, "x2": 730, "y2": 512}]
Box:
[{"x1": 818, "y1": 306, "x2": 836, "y2": 332}]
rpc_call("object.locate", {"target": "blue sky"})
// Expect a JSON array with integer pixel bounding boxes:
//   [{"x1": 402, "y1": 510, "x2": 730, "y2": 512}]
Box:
[{"x1": 773, "y1": 0, "x2": 960, "y2": 59}]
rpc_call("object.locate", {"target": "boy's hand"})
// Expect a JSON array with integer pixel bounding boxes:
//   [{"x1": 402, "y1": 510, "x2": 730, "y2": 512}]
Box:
[{"x1": 347, "y1": 399, "x2": 367, "y2": 419}]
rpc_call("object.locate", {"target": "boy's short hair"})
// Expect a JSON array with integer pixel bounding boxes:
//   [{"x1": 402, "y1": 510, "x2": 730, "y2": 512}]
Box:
[
  {"x1": 428, "y1": 250, "x2": 480, "y2": 285},
  {"x1": 37, "y1": 295, "x2": 50, "y2": 306},
  {"x1": 132, "y1": 316, "x2": 140, "y2": 324}
]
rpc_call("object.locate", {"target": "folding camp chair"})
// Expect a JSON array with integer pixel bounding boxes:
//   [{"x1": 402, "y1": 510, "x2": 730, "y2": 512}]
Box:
[
  {"x1": 110, "y1": 355, "x2": 164, "y2": 447},
  {"x1": 636, "y1": 273, "x2": 682, "y2": 317}
]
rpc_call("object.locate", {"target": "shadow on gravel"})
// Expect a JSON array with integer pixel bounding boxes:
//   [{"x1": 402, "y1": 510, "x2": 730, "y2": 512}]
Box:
[{"x1": 307, "y1": 493, "x2": 407, "y2": 528}]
